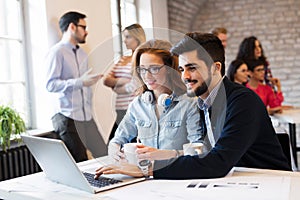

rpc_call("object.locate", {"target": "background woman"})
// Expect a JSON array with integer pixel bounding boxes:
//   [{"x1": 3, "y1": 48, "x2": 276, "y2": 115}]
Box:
[
  {"x1": 103, "y1": 24, "x2": 146, "y2": 140},
  {"x1": 227, "y1": 59, "x2": 249, "y2": 85},
  {"x1": 236, "y1": 36, "x2": 275, "y2": 89}
]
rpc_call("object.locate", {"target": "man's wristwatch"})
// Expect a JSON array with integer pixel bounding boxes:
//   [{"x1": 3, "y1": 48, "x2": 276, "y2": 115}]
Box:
[{"x1": 138, "y1": 159, "x2": 152, "y2": 178}]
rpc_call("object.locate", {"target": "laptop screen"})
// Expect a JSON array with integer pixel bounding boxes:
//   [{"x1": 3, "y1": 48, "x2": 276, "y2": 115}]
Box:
[{"x1": 21, "y1": 135, "x2": 145, "y2": 193}]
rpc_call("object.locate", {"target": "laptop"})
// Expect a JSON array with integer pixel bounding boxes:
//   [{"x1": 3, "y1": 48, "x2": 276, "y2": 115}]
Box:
[{"x1": 21, "y1": 135, "x2": 145, "y2": 193}]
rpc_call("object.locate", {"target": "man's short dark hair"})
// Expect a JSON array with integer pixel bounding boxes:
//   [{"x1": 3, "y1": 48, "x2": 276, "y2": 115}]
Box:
[
  {"x1": 171, "y1": 32, "x2": 225, "y2": 76},
  {"x1": 59, "y1": 11, "x2": 86, "y2": 33},
  {"x1": 245, "y1": 59, "x2": 265, "y2": 72}
]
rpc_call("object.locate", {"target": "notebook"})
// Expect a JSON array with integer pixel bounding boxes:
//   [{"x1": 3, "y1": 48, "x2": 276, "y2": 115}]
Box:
[{"x1": 21, "y1": 135, "x2": 145, "y2": 193}]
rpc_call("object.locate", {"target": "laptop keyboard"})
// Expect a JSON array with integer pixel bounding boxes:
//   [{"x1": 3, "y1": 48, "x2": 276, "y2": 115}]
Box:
[{"x1": 83, "y1": 172, "x2": 123, "y2": 188}]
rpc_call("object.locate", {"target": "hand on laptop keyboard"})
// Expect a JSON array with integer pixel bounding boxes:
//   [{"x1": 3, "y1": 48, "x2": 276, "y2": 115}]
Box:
[
  {"x1": 83, "y1": 172, "x2": 122, "y2": 188},
  {"x1": 94, "y1": 163, "x2": 145, "y2": 179}
]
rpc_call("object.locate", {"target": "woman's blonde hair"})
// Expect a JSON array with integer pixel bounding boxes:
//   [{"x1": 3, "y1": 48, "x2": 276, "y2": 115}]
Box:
[{"x1": 123, "y1": 24, "x2": 146, "y2": 46}]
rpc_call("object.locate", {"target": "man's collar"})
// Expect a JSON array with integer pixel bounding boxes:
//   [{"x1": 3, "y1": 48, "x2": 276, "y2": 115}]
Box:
[
  {"x1": 60, "y1": 38, "x2": 79, "y2": 50},
  {"x1": 197, "y1": 76, "x2": 225, "y2": 110}
]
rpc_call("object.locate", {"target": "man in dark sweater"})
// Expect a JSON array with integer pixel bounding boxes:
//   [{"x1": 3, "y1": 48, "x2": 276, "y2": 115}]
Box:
[{"x1": 95, "y1": 33, "x2": 291, "y2": 179}]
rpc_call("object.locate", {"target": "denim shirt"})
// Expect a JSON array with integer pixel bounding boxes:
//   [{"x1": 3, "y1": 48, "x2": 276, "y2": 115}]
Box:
[{"x1": 110, "y1": 94, "x2": 204, "y2": 150}]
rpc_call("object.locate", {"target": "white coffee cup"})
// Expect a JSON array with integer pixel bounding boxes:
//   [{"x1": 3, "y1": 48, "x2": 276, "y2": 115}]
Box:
[
  {"x1": 123, "y1": 143, "x2": 139, "y2": 165},
  {"x1": 183, "y1": 143, "x2": 203, "y2": 156}
]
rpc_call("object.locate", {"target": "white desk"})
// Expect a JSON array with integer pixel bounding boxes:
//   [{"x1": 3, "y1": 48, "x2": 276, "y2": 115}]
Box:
[
  {"x1": 0, "y1": 158, "x2": 300, "y2": 200},
  {"x1": 273, "y1": 108, "x2": 300, "y2": 167}
]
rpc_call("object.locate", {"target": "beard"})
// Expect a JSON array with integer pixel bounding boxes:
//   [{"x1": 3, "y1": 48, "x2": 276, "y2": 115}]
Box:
[
  {"x1": 76, "y1": 35, "x2": 86, "y2": 44},
  {"x1": 186, "y1": 75, "x2": 211, "y2": 97},
  {"x1": 73, "y1": 32, "x2": 87, "y2": 44}
]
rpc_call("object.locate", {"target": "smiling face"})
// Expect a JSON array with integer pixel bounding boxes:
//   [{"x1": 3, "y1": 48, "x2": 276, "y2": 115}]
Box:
[
  {"x1": 178, "y1": 50, "x2": 212, "y2": 98},
  {"x1": 139, "y1": 53, "x2": 169, "y2": 93},
  {"x1": 234, "y1": 63, "x2": 249, "y2": 84}
]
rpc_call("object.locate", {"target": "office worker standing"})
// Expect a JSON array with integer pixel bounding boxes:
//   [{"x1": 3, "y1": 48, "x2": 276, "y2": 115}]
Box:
[
  {"x1": 45, "y1": 11, "x2": 107, "y2": 162},
  {"x1": 236, "y1": 36, "x2": 275, "y2": 90},
  {"x1": 95, "y1": 33, "x2": 291, "y2": 179},
  {"x1": 103, "y1": 24, "x2": 146, "y2": 140}
]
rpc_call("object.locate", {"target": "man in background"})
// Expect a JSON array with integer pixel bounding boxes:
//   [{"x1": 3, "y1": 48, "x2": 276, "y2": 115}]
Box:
[
  {"x1": 212, "y1": 27, "x2": 227, "y2": 49},
  {"x1": 45, "y1": 11, "x2": 107, "y2": 162}
]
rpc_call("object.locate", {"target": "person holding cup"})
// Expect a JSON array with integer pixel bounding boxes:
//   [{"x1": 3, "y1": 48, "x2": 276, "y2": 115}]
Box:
[
  {"x1": 95, "y1": 33, "x2": 290, "y2": 180},
  {"x1": 108, "y1": 39, "x2": 205, "y2": 164}
]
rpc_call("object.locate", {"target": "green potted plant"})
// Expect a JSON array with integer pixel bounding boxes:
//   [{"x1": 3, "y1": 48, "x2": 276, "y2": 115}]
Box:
[{"x1": 0, "y1": 105, "x2": 26, "y2": 151}]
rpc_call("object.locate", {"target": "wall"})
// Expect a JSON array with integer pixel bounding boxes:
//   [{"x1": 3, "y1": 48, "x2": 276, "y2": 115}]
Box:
[
  {"x1": 167, "y1": 0, "x2": 300, "y2": 146},
  {"x1": 167, "y1": 0, "x2": 300, "y2": 107}
]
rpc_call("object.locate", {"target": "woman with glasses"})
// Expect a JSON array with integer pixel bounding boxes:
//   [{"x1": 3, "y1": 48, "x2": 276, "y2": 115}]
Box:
[
  {"x1": 245, "y1": 59, "x2": 284, "y2": 115},
  {"x1": 226, "y1": 59, "x2": 249, "y2": 85},
  {"x1": 108, "y1": 39, "x2": 205, "y2": 161}
]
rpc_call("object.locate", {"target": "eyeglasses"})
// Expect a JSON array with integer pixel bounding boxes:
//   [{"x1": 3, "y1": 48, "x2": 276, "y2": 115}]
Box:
[
  {"x1": 137, "y1": 65, "x2": 165, "y2": 75},
  {"x1": 76, "y1": 24, "x2": 87, "y2": 31},
  {"x1": 237, "y1": 69, "x2": 248, "y2": 73},
  {"x1": 254, "y1": 68, "x2": 265, "y2": 72}
]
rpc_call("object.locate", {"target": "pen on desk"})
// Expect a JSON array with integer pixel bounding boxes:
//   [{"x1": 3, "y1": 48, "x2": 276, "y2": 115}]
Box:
[
  {"x1": 187, "y1": 182, "x2": 199, "y2": 188},
  {"x1": 186, "y1": 182, "x2": 209, "y2": 188},
  {"x1": 199, "y1": 182, "x2": 209, "y2": 188},
  {"x1": 213, "y1": 184, "x2": 258, "y2": 189}
]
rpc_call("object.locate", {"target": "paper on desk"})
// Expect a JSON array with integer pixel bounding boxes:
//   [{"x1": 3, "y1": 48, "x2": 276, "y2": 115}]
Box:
[
  {"x1": 105, "y1": 176, "x2": 290, "y2": 200},
  {"x1": 2, "y1": 173, "x2": 113, "y2": 200}
]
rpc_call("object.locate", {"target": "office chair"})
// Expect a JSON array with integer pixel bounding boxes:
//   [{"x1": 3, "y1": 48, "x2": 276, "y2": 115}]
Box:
[{"x1": 276, "y1": 133, "x2": 292, "y2": 169}]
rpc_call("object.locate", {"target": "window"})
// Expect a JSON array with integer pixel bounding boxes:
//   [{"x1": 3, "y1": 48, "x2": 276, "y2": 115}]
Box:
[
  {"x1": 120, "y1": 0, "x2": 137, "y2": 27},
  {"x1": 111, "y1": 0, "x2": 137, "y2": 59},
  {"x1": 0, "y1": 0, "x2": 31, "y2": 127}
]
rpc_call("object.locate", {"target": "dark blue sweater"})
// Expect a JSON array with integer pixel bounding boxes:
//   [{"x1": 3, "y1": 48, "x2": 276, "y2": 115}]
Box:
[{"x1": 153, "y1": 77, "x2": 291, "y2": 179}]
